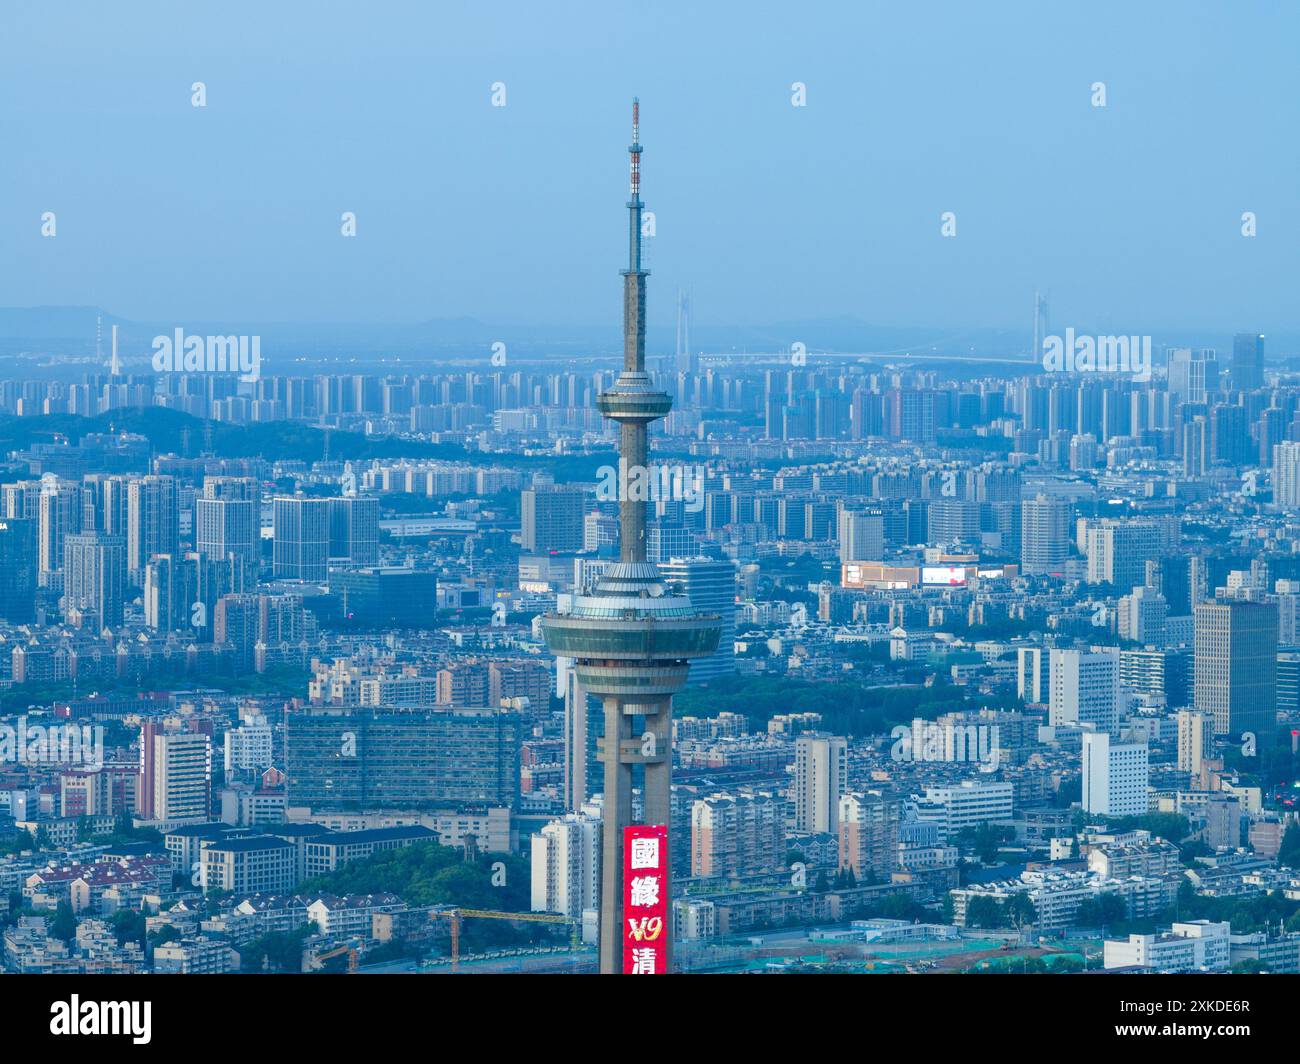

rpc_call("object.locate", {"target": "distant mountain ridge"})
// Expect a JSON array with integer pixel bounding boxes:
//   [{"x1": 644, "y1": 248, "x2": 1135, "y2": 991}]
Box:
[{"x1": 0, "y1": 306, "x2": 1294, "y2": 363}]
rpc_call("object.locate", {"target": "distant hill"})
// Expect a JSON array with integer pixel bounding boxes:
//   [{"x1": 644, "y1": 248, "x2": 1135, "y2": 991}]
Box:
[
  {"x1": 0, "y1": 407, "x2": 615, "y2": 480},
  {"x1": 0, "y1": 408, "x2": 463, "y2": 464}
]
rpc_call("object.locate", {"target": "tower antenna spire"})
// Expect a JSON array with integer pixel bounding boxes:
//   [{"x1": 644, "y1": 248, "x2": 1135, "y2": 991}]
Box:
[{"x1": 626, "y1": 97, "x2": 645, "y2": 301}]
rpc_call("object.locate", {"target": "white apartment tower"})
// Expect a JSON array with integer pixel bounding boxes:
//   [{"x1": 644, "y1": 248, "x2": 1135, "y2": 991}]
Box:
[
  {"x1": 530, "y1": 804, "x2": 601, "y2": 919},
  {"x1": 1049, "y1": 647, "x2": 1119, "y2": 734},
  {"x1": 1082, "y1": 731, "x2": 1149, "y2": 817}
]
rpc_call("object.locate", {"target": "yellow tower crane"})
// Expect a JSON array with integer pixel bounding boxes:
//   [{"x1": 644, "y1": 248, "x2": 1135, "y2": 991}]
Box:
[{"x1": 430, "y1": 908, "x2": 577, "y2": 972}]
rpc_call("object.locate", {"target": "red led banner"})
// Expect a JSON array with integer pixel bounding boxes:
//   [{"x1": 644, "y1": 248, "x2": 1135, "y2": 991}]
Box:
[{"x1": 622, "y1": 824, "x2": 668, "y2": 974}]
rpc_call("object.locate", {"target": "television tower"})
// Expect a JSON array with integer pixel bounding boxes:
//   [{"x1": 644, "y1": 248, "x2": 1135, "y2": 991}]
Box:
[{"x1": 542, "y1": 100, "x2": 720, "y2": 974}]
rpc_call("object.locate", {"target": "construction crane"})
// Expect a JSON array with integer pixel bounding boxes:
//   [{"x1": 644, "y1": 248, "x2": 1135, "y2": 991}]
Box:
[
  {"x1": 430, "y1": 908, "x2": 576, "y2": 972},
  {"x1": 311, "y1": 942, "x2": 360, "y2": 974}
]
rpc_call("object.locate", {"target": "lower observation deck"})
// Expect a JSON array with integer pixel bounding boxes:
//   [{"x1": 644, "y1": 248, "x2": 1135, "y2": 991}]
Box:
[{"x1": 540, "y1": 561, "x2": 722, "y2": 699}]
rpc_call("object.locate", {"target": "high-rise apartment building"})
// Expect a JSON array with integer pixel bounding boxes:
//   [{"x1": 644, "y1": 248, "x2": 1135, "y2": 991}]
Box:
[
  {"x1": 690, "y1": 793, "x2": 783, "y2": 877},
  {"x1": 38, "y1": 477, "x2": 83, "y2": 590},
  {"x1": 1274, "y1": 441, "x2": 1300, "y2": 510},
  {"x1": 794, "y1": 734, "x2": 848, "y2": 833},
  {"x1": 196, "y1": 475, "x2": 260, "y2": 564},
  {"x1": 838, "y1": 792, "x2": 903, "y2": 880},
  {"x1": 531, "y1": 804, "x2": 601, "y2": 919},
  {"x1": 224, "y1": 717, "x2": 274, "y2": 775},
  {"x1": 126, "y1": 475, "x2": 179, "y2": 585},
  {"x1": 140, "y1": 727, "x2": 212, "y2": 822},
  {"x1": 62, "y1": 531, "x2": 126, "y2": 627},
  {"x1": 1176, "y1": 709, "x2": 1213, "y2": 775},
  {"x1": 1085, "y1": 521, "x2": 1160, "y2": 591},
  {"x1": 1117, "y1": 585, "x2": 1168, "y2": 645},
  {"x1": 1020, "y1": 495, "x2": 1071, "y2": 575},
  {"x1": 1017, "y1": 647, "x2": 1046, "y2": 704},
  {"x1": 144, "y1": 551, "x2": 255, "y2": 640}
]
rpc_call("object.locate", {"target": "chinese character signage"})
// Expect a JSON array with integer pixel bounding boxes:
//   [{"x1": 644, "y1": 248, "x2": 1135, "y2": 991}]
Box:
[{"x1": 623, "y1": 824, "x2": 668, "y2": 975}]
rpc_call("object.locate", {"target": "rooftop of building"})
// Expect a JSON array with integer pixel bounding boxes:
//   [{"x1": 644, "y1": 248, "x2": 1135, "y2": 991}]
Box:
[{"x1": 308, "y1": 825, "x2": 438, "y2": 847}]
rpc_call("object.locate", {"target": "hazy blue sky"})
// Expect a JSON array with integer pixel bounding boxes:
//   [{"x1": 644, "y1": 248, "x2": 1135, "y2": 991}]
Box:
[{"x1": 1, "y1": 0, "x2": 1296, "y2": 335}]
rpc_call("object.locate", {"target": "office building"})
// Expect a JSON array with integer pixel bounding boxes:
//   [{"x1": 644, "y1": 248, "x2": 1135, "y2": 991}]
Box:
[
  {"x1": 328, "y1": 495, "x2": 380, "y2": 564},
  {"x1": 1104, "y1": 921, "x2": 1231, "y2": 972},
  {"x1": 284, "y1": 707, "x2": 522, "y2": 810},
  {"x1": 302, "y1": 826, "x2": 439, "y2": 877},
  {"x1": 330, "y1": 566, "x2": 436, "y2": 628},
  {"x1": 920, "y1": 781, "x2": 1014, "y2": 834},
  {"x1": 202, "y1": 836, "x2": 296, "y2": 895},
  {"x1": 838, "y1": 509, "x2": 884, "y2": 563},
  {"x1": 659, "y1": 556, "x2": 736, "y2": 684},
  {"x1": 1167, "y1": 347, "x2": 1218, "y2": 405},
  {"x1": 1231, "y1": 332, "x2": 1264, "y2": 391},
  {"x1": 0, "y1": 517, "x2": 37, "y2": 622},
  {"x1": 272, "y1": 496, "x2": 329, "y2": 582},
  {"x1": 521, "y1": 485, "x2": 584, "y2": 554},
  {"x1": 1194, "y1": 599, "x2": 1277, "y2": 741},
  {"x1": 1085, "y1": 522, "x2": 1160, "y2": 591}
]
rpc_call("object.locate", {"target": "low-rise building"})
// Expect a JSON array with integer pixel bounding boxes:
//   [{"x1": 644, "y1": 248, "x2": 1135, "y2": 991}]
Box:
[
  {"x1": 202, "y1": 836, "x2": 297, "y2": 896},
  {"x1": 153, "y1": 935, "x2": 240, "y2": 974},
  {"x1": 1103, "y1": 920, "x2": 1231, "y2": 972}
]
